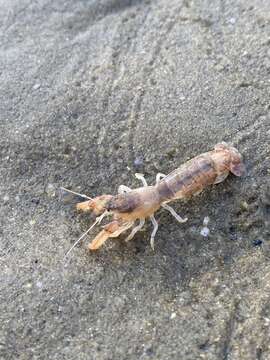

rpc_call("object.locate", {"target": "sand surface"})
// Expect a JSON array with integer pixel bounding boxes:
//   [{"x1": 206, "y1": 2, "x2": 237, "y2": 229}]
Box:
[{"x1": 0, "y1": 0, "x2": 269, "y2": 359}]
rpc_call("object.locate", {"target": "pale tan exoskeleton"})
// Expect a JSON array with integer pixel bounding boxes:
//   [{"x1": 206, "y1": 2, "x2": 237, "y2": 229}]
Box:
[{"x1": 63, "y1": 142, "x2": 245, "y2": 254}]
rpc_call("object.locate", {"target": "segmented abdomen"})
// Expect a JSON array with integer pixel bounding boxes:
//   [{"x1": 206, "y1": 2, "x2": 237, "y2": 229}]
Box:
[{"x1": 156, "y1": 155, "x2": 218, "y2": 202}]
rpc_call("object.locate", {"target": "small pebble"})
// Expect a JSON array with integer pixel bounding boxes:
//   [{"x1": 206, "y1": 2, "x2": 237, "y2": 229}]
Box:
[
  {"x1": 203, "y1": 216, "x2": 210, "y2": 226},
  {"x1": 33, "y1": 83, "x2": 40, "y2": 90},
  {"x1": 200, "y1": 216, "x2": 210, "y2": 237},
  {"x1": 134, "y1": 157, "x2": 144, "y2": 167},
  {"x1": 36, "y1": 281, "x2": 43, "y2": 289},
  {"x1": 240, "y1": 201, "x2": 249, "y2": 211},
  {"x1": 170, "y1": 312, "x2": 176, "y2": 319},
  {"x1": 3, "y1": 195, "x2": 9, "y2": 203},
  {"x1": 253, "y1": 239, "x2": 263, "y2": 247},
  {"x1": 46, "y1": 183, "x2": 56, "y2": 197},
  {"x1": 145, "y1": 347, "x2": 153, "y2": 356},
  {"x1": 200, "y1": 227, "x2": 210, "y2": 237}
]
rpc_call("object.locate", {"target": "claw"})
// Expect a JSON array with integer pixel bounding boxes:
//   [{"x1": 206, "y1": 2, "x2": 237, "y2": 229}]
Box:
[
  {"x1": 88, "y1": 229, "x2": 112, "y2": 250},
  {"x1": 88, "y1": 221, "x2": 134, "y2": 250}
]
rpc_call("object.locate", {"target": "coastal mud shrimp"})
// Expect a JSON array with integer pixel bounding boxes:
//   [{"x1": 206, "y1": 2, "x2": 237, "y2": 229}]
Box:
[{"x1": 63, "y1": 142, "x2": 245, "y2": 254}]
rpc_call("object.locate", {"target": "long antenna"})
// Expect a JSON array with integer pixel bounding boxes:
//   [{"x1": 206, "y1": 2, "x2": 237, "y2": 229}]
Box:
[
  {"x1": 63, "y1": 211, "x2": 108, "y2": 258},
  {"x1": 60, "y1": 187, "x2": 93, "y2": 200}
]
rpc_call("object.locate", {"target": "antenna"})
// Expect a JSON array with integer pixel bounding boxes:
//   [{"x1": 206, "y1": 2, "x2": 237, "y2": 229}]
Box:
[
  {"x1": 60, "y1": 187, "x2": 93, "y2": 200},
  {"x1": 63, "y1": 211, "x2": 108, "y2": 258}
]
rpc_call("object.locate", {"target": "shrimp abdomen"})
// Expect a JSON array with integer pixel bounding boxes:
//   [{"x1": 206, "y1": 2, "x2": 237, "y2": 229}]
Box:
[{"x1": 157, "y1": 155, "x2": 217, "y2": 201}]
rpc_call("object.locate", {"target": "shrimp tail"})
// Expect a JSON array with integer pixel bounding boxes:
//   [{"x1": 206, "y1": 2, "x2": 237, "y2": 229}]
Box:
[{"x1": 214, "y1": 142, "x2": 246, "y2": 176}]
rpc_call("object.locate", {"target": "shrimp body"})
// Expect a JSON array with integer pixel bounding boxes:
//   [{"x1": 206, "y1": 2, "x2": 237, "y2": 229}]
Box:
[
  {"x1": 75, "y1": 142, "x2": 245, "y2": 250},
  {"x1": 106, "y1": 186, "x2": 161, "y2": 221},
  {"x1": 156, "y1": 142, "x2": 244, "y2": 202}
]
